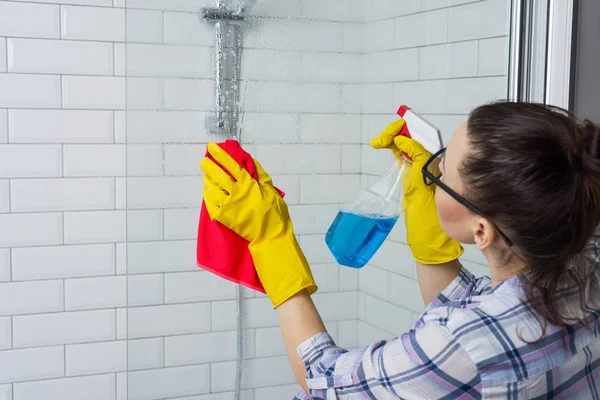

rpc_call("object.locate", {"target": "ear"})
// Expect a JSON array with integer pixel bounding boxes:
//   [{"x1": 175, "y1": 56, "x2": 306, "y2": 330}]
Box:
[{"x1": 472, "y1": 216, "x2": 497, "y2": 250}]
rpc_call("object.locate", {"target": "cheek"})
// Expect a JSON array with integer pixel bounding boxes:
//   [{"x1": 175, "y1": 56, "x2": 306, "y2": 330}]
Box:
[{"x1": 435, "y1": 189, "x2": 473, "y2": 243}]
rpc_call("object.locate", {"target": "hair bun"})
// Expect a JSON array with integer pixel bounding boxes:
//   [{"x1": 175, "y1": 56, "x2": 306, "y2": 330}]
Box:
[{"x1": 580, "y1": 119, "x2": 600, "y2": 177}]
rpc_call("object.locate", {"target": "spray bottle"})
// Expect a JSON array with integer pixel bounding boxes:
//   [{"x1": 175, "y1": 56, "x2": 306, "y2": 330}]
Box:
[{"x1": 325, "y1": 105, "x2": 443, "y2": 268}]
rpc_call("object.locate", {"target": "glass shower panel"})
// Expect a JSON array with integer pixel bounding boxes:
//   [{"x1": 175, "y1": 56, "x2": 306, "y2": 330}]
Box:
[{"x1": 124, "y1": 0, "x2": 513, "y2": 399}]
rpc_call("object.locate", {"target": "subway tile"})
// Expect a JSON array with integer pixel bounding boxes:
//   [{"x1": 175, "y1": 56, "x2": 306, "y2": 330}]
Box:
[
  {"x1": 313, "y1": 292, "x2": 358, "y2": 321},
  {"x1": 302, "y1": 0, "x2": 363, "y2": 21},
  {"x1": 445, "y1": 76, "x2": 507, "y2": 114},
  {"x1": 340, "y1": 84, "x2": 363, "y2": 114},
  {"x1": 126, "y1": 177, "x2": 202, "y2": 209},
  {"x1": 478, "y1": 36, "x2": 509, "y2": 76},
  {"x1": 113, "y1": 42, "x2": 125, "y2": 76},
  {"x1": 419, "y1": 114, "x2": 467, "y2": 145},
  {"x1": 164, "y1": 79, "x2": 213, "y2": 111},
  {"x1": 115, "y1": 177, "x2": 126, "y2": 210},
  {"x1": 126, "y1": 43, "x2": 212, "y2": 78},
  {"x1": 10, "y1": 0, "x2": 112, "y2": 5},
  {"x1": 0, "y1": 145, "x2": 62, "y2": 178},
  {"x1": 127, "y1": 240, "x2": 196, "y2": 274},
  {"x1": 12, "y1": 244, "x2": 115, "y2": 280},
  {"x1": 343, "y1": 23, "x2": 364, "y2": 53},
  {"x1": 358, "y1": 320, "x2": 394, "y2": 347},
  {"x1": 0, "y1": 213, "x2": 63, "y2": 248},
  {"x1": 0, "y1": 346, "x2": 64, "y2": 384},
  {"x1": 462, "y1": 260, "x2": 491, "y2": 278},
  {"x1": 241, "y1": 49, "x2": 301, "y2": 82},
  {"x1": 342, "y1": 144, "x2": 362, "y2": 174},
  {"x1": 255, "y1": 385, "x2": 302, "y2": 399},
  {"x1": 128, "y1": 338, "x2": 164, "y2": 371},
  {"x1": 339, "y1": 266, "x2": 359, "y2": 291},
  {"x1": 127, "y1": 209, "x2": 164, "y2": 242},
  {"x1": 338, "y1": 320, "x2": 359, "y2": 348},
  {"x1": 13, "y1": 310, "x2": 115, "y2": 348},
  {"x1": 393, "y1": 80, "x2": 447, "y2": 115},
  {"x1": 250, "y1": 0, "x2": 301, "y2": 17},
  {"x1": 126, "y1": 144, "x2": 164, "y2": 176},
  {"x1": 128, "y1": 365, "x2": 210, "y2": 400},
  {"x1": 163, "y1": 11, "x2": 213, "y2": 46},
  {"x1": 64, "y1": 210, "x2": 125, "y2": 244},
  {"x1": 7, "y1": 39, "x2": 113, "y2": 75},
  {"x1": 63, "y1": 144, "x2": 126, "y2": 177},
  {"x1": 9, "y1": 110, "x2": 114, "y2": 143},
  {"x1": 211, "y1": 298, "x2": 278, "y2": 331},
  {"x1": 461, "y1": 243, "x2": 490, "y2": 265},
  {"x1": 255, "y1": 326, "x2": 285, "y2": 358},
  {"x1": 365, "y1": 19, "x2": 395, "y2": 52},
  {"x1": 165, "y1": 271, "x2": 236, "y2": 303},
  {"x1": 299, "y1": 174, "x2": 360, "y2": 204},
  {"x1": 61, "y1": 6, "x2": 125, "y2": 41},
  {"x1": 11, "y1": 178, "x2": 114, "y2": 212},
  {"x1": 312, "y1": 264, "x2": 339, "y2": 293},
  {"x1": 62, "y1": 76, "x2": 125, "y2": 110},
  {"x1": 244, "y1": 82, "x2": 339, "y2": 113},
  {"x1": 0, "y1": 75, "x2": 60, "y2": 109},
  {"x1": 289, "y1": 204, "x2": 340, "y2": 235},
  {"x1": 128, "y1": 303, "x2": 210, "y2": 339},
  {"x1": 127, "y1": 9, "x2": 164, "y2": 44},
  {"x1": 300, "y1": 114, "x2": 362, "y2": 144},
  {"x1": 65, "y1": 276, "x2": 126, "y2": 311},
  {"x1": 448, "y1": 0, "x2": 509, "y2": 42},
  {"x1": 239, "y1": 113, "x2": 300, "y2": 144},
  {"x1": 126, "y1": 78, "x2": 163, "y2": 110},
  {"x1": 126, "y1": 111, "x2": 210, "y2": 143},
  {"x1": 363, "y1": 83, "x2": 394, "y2": 114},
  {"x1": 301, "y1": 53, "x2": 363, "y2": 83},
  {"x1": 388, "y1": 273, "x2": 424, "y2": 313},
  {"x1": 419, "y1": 41, "x2": 479, "y2": 79},
  {"x1": 270, "y1": 175, "x2": 300, "y2": 205},
  {"x1": 0, "y1": 110, "x2": 6, "y2": 142},
  {"x1": 298, "y1": 234, "x2": 337, "y2": 265},
  {"x1": 211, "y1": 356, "x2": 295, "y2": 391},
  {"x1": 0, "y1": 249, "x2": 9, "y2": 282},
  {"x1": 361, "y1": 143, "x2": 394, "y2": 175},
  {"x1": 0, "y1": 317, "x2": 10, "y2": 350},
  {"x1": 394, "y1": 9, "x2": 448, "y2": 49},
  {"x1": 127, "y1": 274, "x2": 164, "y2": 306},
  {"x1": 164, "y1": 208, "x2": 200, "y2": 240},
  {"x1": 254, "y1": 144, "x2": 341, "y2": 175},
  {"x1": 369, "y1": 239, "x2": 415, "y2": 278},
  {"x1": 362, "y1": 293, "x2": 414, "y2": 334},
  {"x1": 124, "y1": 0, "x2": 213, "y2": 12},
  {"x1": 66, "y1": 341, "x2": 126, "y2": 376},
  {"x1": 0, "y1": 384, "x2": 9, "y2": 400},
  {"x1": 13, "y1": 374, "x2": 115, "y2": 400},
  {"x1": 0, "y1": 280, "x2": 63, "y2": 316},
  {"x1": 364, "y1": 49, "x2": 419, "y2": 83},
  {"x1": 116, "y1": 308, "x2": 126, "y2": 340},
  {"x1": 163, "y1": 144, "x2": 204, "y2": 175},
  {"x1": 359, "y1": 267, "x2": 390, "y2": 301},
  {"x1": 0, "y1": 39, "x2": 5, "y2": 74},
  {"x1": 165, "y1": 330, "x2": 254, "y2": 366},
  {"x1": 0, "y1": 2, "x2": 59, "y2": 39},
  {"x1": 245, "y1": 20, "x2": 343, "y2": 52},
  {"x1": 366, "y1": 0, "x2": 420, "y2": 21},
  {"x1": 0, "y1": 179, "x2": 7, "y2": 214},
  {"x1": 420, "y1": 0, "x2": 479, "y2": 11}
]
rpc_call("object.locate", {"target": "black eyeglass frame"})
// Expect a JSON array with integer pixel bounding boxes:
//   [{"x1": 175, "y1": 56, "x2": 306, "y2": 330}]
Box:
[{"x1": 422, "y1": 148, "x2": 514, "y2": 247}]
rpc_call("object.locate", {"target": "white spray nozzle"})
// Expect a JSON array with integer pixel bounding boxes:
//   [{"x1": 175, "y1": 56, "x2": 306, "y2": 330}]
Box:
[{"x1": 397, "y1": 105, "x2": 443, "y2": 154}]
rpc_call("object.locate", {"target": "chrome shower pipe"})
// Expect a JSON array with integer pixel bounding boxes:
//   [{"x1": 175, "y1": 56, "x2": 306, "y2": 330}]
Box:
[{"x1": 201, "y1": 3, "x2": 246, "y2": 139}]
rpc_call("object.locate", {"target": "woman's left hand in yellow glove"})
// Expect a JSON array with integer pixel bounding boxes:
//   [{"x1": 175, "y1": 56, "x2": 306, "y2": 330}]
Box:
[{"x1": 200, "y1": 143, "x2": 318, "y2": 308}]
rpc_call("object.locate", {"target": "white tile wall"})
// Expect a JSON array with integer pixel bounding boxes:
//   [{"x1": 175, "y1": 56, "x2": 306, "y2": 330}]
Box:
[{"x1": 0, "y1": 0, "x2": 507, "y2": 398}]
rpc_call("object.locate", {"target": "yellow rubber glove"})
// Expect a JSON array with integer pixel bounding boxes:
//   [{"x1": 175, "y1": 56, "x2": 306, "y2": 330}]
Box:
[
  {"x1": 370, "y1": 121, "x2": 464, "y2": 264},
  {"x1": 200, "y1": 143, "x2": 317, "y2": 308}
]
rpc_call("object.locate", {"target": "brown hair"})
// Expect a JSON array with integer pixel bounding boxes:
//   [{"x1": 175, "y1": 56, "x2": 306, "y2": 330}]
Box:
[{"x1": 461, "y1": 101, "x2": 600, "y2": 335}]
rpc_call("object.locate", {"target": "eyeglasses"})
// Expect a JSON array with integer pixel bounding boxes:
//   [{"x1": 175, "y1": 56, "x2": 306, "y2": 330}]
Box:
[{"x1": 422, "y1": 148, "x2": 514, "y2": 247}]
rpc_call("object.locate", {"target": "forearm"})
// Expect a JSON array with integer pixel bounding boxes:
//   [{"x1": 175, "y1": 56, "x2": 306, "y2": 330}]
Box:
[
  {"x1": 416, "y1": 259, "x2": 462, "y2": 305},
  {"x1": 277, "y1": 290, "x2": 327, "y2": 394}
]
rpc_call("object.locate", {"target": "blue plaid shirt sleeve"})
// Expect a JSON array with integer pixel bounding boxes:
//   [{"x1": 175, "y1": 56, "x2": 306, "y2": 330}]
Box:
[{"x1": 292, "y1": 267, "x2": 484, "y2": 399}]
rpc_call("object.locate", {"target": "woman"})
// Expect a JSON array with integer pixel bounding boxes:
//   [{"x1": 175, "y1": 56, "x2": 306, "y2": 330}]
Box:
[{"x1": 200, "y1": 101, "x2": 600, "y2": 399}]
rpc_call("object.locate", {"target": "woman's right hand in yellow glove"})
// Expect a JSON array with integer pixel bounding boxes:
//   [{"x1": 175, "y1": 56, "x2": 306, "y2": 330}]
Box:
[
  {"x1": 370, "y1": 120, "x2": 463, "y2": 264},
  {"x1": 200, "y1": 143, "x2": 317, "y2": 308}
]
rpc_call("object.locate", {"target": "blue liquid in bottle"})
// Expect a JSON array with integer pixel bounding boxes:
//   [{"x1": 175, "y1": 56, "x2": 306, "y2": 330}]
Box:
[{"x1": 325, "y1": 211, "x2": 398, "y2": 269}]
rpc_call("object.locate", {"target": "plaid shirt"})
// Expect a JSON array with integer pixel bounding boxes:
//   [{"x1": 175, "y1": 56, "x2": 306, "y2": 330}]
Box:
[{"x1": 294, "y1": 260, "x2": 600, "y2": 399}]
